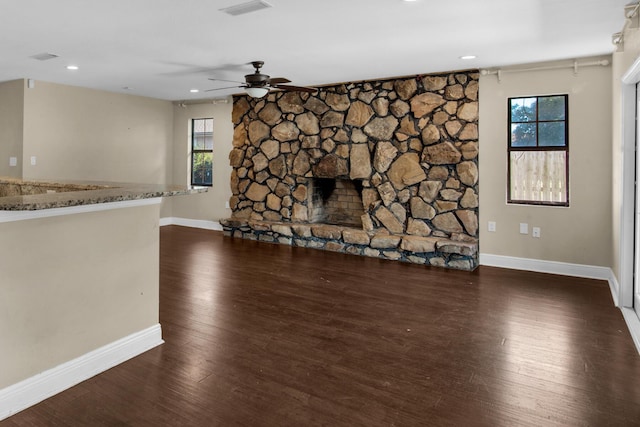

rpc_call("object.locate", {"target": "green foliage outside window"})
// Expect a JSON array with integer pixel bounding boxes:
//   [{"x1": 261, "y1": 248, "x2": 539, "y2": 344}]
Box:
[
  {"x1": 192, "y1": 152, "x2": 213, "y2": 186},
  {"x1": 191, "y1": 118, "x2": 213, "y2": 186},
  {"x1": 510, "y1": 96, "x2": 566, "y2": 147}
]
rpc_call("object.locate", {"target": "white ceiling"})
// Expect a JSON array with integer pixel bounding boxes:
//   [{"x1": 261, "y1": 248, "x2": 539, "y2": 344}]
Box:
[{"x1": 0, "y1": 0, "x2": 631, "y2": 101}]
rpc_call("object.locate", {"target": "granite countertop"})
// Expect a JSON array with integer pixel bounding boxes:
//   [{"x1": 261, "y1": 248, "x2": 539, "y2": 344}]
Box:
[{"x1": 0, "y1": 177, "x2": 208, "y2": 211}]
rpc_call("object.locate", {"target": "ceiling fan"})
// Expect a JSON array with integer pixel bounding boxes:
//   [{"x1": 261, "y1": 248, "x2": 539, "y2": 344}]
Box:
[{"x1": 206, "y1": 61, "x2": 316, "y2": 98}]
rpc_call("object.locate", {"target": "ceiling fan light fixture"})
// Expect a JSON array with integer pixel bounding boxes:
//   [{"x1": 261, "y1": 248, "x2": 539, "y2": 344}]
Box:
[{"x1": 245, "y1": 86, "x2": 269, "y2": 98}]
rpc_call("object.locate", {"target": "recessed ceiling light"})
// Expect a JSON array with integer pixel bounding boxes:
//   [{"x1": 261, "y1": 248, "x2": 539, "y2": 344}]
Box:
[
  {"x1": 190, "y1": 89, "x2": 199, "y2": 93},
  {"x1": 66, "y1": 65, "x2": 79, "y2": 70},
  {"x1": 460, "y1": 55, "x2": 477, "y2": 60}
]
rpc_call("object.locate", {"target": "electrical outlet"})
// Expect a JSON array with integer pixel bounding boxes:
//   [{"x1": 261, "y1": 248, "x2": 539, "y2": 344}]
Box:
[
  {"x1": 488, "y1": 221, "x2": 496, "y2": 232},
  {"x1": 225, "y1": 201, "x2": 230, "y2": 209},
  {"x1": 9, "y1": 157, "x2": 17, "y2": 167},
  {"x1": 532, "y1": 227, "x2": 541, "y2": 238},
  {"x1": 30, "y1": 156, "x2": 36, "y2": 166},
  {"x1": 519, "y1": 223, "x2": 528, "y2": 234}
]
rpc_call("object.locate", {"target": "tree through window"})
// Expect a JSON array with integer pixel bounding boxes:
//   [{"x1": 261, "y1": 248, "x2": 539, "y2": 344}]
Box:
[
  {"x1": 191, "y1": 118, "x2": 213, "y2": 186},
  {"x1": 508, "y1": 95, "x2": 568, "y2": 206}
]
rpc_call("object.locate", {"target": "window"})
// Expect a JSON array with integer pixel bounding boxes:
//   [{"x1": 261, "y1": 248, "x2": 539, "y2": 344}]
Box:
[
  {"x1": 508, "y1": 95, "x2": 568, "y2": 206},
  {"x1": 191, "y1": 118, "x2": 213, "y2": 186}
]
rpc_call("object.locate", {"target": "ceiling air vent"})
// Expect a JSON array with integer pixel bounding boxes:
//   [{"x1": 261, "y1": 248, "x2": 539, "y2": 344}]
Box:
[
  {"x1": 30, "y1": 52, "x2": 59, "y2": 61},
  {"x1": 220, "y1": 0, "x2": 272, "y2": 16}
]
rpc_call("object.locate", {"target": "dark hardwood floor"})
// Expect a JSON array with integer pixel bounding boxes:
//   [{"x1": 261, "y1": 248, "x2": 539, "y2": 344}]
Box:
[{"x1": 3, "y1": 225, "x2": 640, "y2": 426}]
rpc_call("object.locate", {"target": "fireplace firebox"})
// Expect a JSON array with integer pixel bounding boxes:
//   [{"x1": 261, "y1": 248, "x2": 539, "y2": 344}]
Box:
[{"x1": 308, "y1": 178, "x2": 364, "y2": 227}]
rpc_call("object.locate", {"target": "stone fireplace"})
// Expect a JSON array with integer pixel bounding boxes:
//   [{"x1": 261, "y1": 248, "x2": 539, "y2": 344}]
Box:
[{"x1": 221, "y1": 70, "x2": 479, "y2": 270}]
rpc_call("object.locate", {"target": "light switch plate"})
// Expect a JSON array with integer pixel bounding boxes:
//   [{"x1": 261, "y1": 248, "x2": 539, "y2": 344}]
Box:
[{"x1": 9, "y1": 157, "x2": 17, "y2": 167}]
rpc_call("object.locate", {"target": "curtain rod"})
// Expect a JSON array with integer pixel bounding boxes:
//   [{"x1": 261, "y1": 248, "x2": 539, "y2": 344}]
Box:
[
  {"x1": 173, "y1": 98, "x2": 230, "y2": 107},
  {"x1": 613, "y1": 2, "x2": 640, "y2": 47},
  {"x1": 480, "y1": 59, "x2": 610, "y2": 82}
]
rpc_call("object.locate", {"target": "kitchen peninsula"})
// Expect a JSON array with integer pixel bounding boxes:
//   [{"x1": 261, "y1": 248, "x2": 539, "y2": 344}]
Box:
[{"x1": 0, "y1": 177, "x2": 206, "y2": 420}]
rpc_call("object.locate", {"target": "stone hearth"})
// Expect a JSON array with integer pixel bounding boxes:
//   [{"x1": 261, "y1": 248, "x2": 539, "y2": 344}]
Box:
[{"x1": 223, "y1": 71, "x2": 479, "y2": 270}]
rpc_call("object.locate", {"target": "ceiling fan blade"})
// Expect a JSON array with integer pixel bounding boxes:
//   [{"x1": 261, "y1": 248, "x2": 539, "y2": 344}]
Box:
[
  {"x1": 269, "y1": 77, "x2": 291, "y2": 85},
  {"x1": 274, "y1": 84, "x2": 316, "y2": 93},
  {"x1": 204, "y1": 85, "x2": 245, "y2": 92},
  {"x1": 208, "y1": 78, "x2": 245, "y2": 84}
]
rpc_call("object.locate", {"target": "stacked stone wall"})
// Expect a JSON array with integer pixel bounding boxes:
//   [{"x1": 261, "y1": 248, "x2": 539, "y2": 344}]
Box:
[{"x1": 225, "y1": 70, "x2": 479, "y2": 270}]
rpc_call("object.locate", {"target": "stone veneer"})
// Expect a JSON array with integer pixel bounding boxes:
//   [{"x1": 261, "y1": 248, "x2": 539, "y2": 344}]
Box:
[{"x1": 222, "y1": 70, "x2": 479, "y2": 270}]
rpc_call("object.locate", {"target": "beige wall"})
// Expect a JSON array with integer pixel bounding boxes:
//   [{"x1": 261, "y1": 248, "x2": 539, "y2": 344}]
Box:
[
  {"x1": 611, "y1": 23, "x2": 640, "y2": 284},
  {"x1": 168, "y1": 100, "x2": 234, "y2": 222},
  {"x1": 0, "y1": 204, "x2": 160, "y2": 388},
  {"x1": 0, "y1": 80, "x2": 24, "y2": 178},
  {"x1": 21, "y1": 81, "x2": 174, "y2": 185},
  {"x1": 479, "y1": 57, "x2": 613, "y2": 267}
]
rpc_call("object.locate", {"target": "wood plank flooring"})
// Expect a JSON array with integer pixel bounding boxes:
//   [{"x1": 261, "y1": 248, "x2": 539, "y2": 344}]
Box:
[{"x1": 3, "y1": 225, "x2": 640, "y2": 426}]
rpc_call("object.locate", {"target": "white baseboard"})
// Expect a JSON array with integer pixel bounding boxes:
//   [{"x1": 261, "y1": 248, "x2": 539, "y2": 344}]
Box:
[
  {"x1": 0, "y1": 324, "x2": 163, "y2": 421},
  {"x1": 160, "y1": 217, "x2": 222, "y2": 231},
  {"x1": 620, "y1": 307, "x2": 640, "y2": 353},
  {"x1": 480, "y1": 253, "x2": 618, "y2": 303},
  {"x1": 608, "y1": 273, "x2": 621, "y2": 308},
  {"x1": 621, "y1": 308, "x2": 640, "y2": 355}
]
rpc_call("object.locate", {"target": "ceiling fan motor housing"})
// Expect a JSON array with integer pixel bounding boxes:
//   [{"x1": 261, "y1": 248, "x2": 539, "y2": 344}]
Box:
[
  {"x1": 245, "y1": 60, "x2": 269, "y2": 87},
  {"x1": 245, "y1": 72, "x2": 270, "y2": 87}
]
